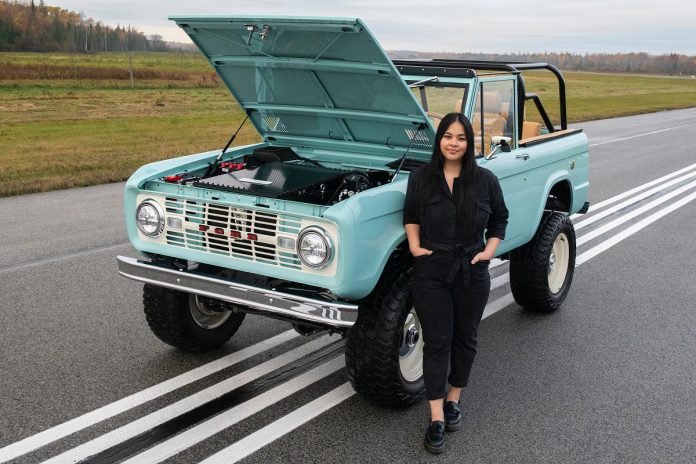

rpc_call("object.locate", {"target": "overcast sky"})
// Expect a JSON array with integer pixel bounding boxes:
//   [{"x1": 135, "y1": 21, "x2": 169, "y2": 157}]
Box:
[{"x1": 53, "y1": 0, "x2": 696, "y2": 55}]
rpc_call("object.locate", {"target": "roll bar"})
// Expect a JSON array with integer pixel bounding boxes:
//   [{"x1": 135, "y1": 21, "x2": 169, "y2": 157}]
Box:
[{"x1": 392, "y1": 59, "x2": 567, "y2": 138}]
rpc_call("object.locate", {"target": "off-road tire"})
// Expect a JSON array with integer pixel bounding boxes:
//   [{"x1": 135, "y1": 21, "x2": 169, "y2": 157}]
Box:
[
  {"x1": 345, "y1": 262, "x2": 425, "y2": 407},
  {"x1": 143, "y1": 284, "x2": 245, "y2": 351},
  {"x1": 509, "y1": 212, "x2": 576, "y2": 313}
]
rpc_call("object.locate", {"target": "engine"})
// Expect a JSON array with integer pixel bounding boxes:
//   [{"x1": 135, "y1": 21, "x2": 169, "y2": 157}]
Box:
[{"x1": 163, "y1": 146, "x2": 391, "y2": 206}]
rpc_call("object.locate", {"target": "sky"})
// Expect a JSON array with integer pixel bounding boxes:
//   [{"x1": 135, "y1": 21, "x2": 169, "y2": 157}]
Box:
[{"x1": 52, "y1": 0, "x2": 696, "y2": 55}]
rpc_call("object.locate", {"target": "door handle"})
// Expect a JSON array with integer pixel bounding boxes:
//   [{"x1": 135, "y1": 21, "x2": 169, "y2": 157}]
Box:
[{"x1": 516, "y1": 152, "x2": 530, "y2": 160}]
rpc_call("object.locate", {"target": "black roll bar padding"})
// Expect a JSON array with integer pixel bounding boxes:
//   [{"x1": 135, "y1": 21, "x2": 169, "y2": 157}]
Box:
[
  {"x1": 526, "y1": 93, "x2": 555, "y2": 133},
  {"x1": 393, "y1": 59, "x2": 568, "y2": 134}
]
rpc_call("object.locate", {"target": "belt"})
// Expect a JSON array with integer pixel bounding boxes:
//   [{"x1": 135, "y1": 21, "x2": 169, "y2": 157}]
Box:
[{"x1": 421, "y1": 239, "x2": 484, "y2": 283}]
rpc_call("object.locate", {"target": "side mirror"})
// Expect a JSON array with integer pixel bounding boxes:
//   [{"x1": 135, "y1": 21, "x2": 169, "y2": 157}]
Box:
[{"x1": 485, "y1": 136, "x2": 512, "y2": 160}]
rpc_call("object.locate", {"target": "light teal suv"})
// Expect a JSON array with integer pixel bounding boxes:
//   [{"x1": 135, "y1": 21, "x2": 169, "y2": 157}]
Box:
[{"x1": 117, "y1": 16, "x2": 589, "y2": 406}]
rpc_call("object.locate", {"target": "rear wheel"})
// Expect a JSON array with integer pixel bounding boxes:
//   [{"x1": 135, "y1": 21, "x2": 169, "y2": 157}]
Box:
[
  {"x1": 509, "y1": 212, "x2": 576, "y2": 313},
  {"x1": 345, "y1": 267, "x2": 426, "y2": 407},
  {"x1": 143, "y1": 284, "x2": 246, "y2": 351}
]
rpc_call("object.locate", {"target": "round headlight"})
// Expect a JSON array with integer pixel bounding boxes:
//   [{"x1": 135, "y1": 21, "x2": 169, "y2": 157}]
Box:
[
  {"x1": 136, "y1": 200, "x2": 165, "y2": 237},
  {"x1": 297, "y1": 226, "x2": 333, "y2": 268}
]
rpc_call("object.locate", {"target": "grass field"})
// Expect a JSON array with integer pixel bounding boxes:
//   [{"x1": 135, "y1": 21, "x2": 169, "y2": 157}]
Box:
[{"x1": 1, "y1": 52, "x2": 695, "y2": 197}]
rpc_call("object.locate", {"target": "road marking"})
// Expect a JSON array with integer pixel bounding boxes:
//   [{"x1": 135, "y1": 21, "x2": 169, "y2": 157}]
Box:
[
  {"x1": 576, "y1": 189, "x2": 696, "y2": 265},
  {"x1": 0, "y1": 330, "x2": 300, "y2": 463},
  {"x1": 7, "y1": 132, "x2": 696, "y2": 462},
  {"x1": 199, "y1": 382, "x2": 357, "y2": 464},
  {"x1": 492, "y1": 162, "x2": 696, "y2": 271},
  {"x1": 490, "y1": 178, "x2": 696, "y2": 292},
  {"x1": 574, "y1": 169, "x2": 696, "y2": 231},
  {"x1": 588, "y1": 122, "x2": 696, "y2": 147},
  {"x1": 572, "y1": 161, "x2": 696, "y2": 217},
  {"x1": 491, "y1": 179, "x2": 696, "y2": 290},
  {"x1": 577, "y1": 179, "x2": 696, "y2": 246},
  {"x1": 121, "y1": 357, "x2": 345, "y2": 464},
  {"x1": 197, "y1": 191, "x2": 696, "y2": 464},
  {"x1": 0, "y1": 242, "x2": 130, "y2": 274},
  {"x1": 39, "y1": 336, "x2": 336, "y2": 464}
]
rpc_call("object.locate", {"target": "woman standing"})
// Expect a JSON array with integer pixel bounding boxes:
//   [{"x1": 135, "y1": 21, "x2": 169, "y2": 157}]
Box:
[{"x1": 403, "y1": 112, "x2": 508, "y2": 454}]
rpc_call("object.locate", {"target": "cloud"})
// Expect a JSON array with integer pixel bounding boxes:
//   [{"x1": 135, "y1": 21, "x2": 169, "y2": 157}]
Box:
[{"x1": 51, "y1": 0, "x2": 696, "y2": 54}]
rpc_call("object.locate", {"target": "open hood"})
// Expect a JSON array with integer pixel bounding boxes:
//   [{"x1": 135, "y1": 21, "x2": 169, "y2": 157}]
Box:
[{"x1": 169, "y1": 16, "x2": 434, "y2": 157}]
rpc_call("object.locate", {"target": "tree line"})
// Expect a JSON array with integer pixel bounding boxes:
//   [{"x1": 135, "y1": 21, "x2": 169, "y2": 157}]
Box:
[
  {"x1": 391, "y1": 50, "x2": 696, "y2": 77},
  {"x1": 0, "y1": 0, "x2": 172, "y2": 52}
]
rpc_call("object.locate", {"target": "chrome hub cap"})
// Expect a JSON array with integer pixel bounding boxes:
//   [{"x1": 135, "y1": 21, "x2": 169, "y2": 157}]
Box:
[
  {"x1": 399, "y1": 309, "x2": 424, "y2": 383},
  {"x1": 548, "y1": 233, "x2": 570, "y2": 294},
  {"x1": 189, "y1": 295, "x2": 233, "y2": 329}
]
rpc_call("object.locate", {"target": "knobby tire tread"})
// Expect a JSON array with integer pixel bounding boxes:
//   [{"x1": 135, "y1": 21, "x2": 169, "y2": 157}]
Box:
[
  {"x1": 143, "y1": 284, "x2": 245, "y2": 352},
  {"x1": 509, "y1": 213, "x2": 576, "y2": 313}
]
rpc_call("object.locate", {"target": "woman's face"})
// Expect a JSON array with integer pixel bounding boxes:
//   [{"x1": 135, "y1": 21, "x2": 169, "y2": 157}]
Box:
[{"x1": 439, "y1": 121, "x2": 468, "y2": 163}]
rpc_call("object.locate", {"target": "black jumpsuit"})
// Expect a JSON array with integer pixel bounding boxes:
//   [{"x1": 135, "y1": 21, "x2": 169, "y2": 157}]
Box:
[{"x1": 403, "y1": 166, "x2": 508, "y2": 401}]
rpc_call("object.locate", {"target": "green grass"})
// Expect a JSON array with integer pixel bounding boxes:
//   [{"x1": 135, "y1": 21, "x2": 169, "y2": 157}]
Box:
[
  {"x1": 0, "y1": 51, "x2": 213, "y2": 73},
  {"x1": 1, "y1": 52, "x2": 695, "y2": 197}
]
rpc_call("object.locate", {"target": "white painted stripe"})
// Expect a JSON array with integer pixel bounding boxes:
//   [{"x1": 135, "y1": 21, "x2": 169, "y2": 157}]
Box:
[
  {"x1": 482, "y1": 293, "x2": 516, "y2": 319},
  {"x1": 198, "y1": 288, "x2": 518, "y2": 464},
  {"x1": 488, "y1": 188, "x2": 696, "y2": 321},
  {"x1": 11, "y1": 139, "x2": 696, "y2": 464},
  {"x1": 123, "y1": 357, "x2": 345, "y2": 464},
  {"x1": 68, "y1": 188, "x2": 695, "y2": 464},
  {"x1": 490, "y1": 272, "x2": 510, "y2": 291},
  {"x1": 576, "y1": 190, "x2": 696, "y2": 265},
  {"x1": 490, "y1": 179, "x2": 696, "y2": 293},
  {"x1": 577, "y1": 179, "x2": 696, "y2": 246},
  {"x1": 0, "y1": 242, "x2": 130, "y2": 275},
  {"x1": 0, "y1": 330, "x2": 299, "y2": 463},
  {"x1": 588, "y1": 122, "x2": 696, "y2": 147},
  {"x1": 574, "y1": 170, "x2": 696, "y2": 231},
  {"x1": 199, "y1": 383, "x2": 357, "y2": 464},
  {"x1": 40, "y1": 335, "x2": 335, "y2": 464},
  {"x1": 570, "y1": 162, "x2": 696, "y2": 219}
]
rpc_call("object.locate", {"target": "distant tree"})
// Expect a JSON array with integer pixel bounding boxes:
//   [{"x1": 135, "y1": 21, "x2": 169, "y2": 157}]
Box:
[{"x1": 0, "y1": 0, "x2": 173, "y2": 52}]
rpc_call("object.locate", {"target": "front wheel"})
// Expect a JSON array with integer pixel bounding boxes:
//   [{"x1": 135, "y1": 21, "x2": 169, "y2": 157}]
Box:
[
  {"x1": 509, "y1": 212, "x2": 577, "y2": 313},
  {"x1": 143, "y1": 284, "x2": 246, "y2": 352},
  {"x1": 345, "y1": 267, "x2": 426, "y2": 407}
]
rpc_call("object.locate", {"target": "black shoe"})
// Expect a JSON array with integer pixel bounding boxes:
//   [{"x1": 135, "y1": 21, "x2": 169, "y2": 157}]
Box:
[
  {"x1": 424, "y1": 420, "x2": 446, "y2": 454},
  {"x1": 444, "y1": 401, "x2": 462, "y2": 432}
]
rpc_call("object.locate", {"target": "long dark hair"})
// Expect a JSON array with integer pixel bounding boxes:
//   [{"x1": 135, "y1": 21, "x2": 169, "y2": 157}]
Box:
[{"x1": 417, "y1": 112, "x2": 480, "y2": 222}]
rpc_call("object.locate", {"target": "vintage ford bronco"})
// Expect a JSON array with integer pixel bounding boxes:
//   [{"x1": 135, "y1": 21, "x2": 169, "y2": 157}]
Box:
[{"x1": 117, "y1": 16, "x2": 589, "y2": 406}]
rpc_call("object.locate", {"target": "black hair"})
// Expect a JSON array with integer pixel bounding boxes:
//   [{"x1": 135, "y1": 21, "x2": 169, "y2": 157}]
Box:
[{"x1": 416, "y1": 112, "x2": 480, "y2": 222}]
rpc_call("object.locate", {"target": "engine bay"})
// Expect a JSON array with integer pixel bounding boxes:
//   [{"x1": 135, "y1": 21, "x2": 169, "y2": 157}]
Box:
[{"x1": 161, "y1": 146, "x2": 394, "y2": 206}]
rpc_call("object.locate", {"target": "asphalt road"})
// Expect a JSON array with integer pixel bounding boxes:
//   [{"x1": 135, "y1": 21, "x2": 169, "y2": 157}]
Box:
[{"x1": 1, "y1": 107, "x2": 695, "y2": 463}]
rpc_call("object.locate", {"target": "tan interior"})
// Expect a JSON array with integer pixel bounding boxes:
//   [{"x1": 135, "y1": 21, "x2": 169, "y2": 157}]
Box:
[{"x1": 522, "y1": 121, "x2": 542, "y2": 139}]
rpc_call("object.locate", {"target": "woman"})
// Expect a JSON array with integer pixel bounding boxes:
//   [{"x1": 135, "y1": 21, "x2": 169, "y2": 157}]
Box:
[{"x1": 403, "y1": 112, "x2": 508, "y2": 454}]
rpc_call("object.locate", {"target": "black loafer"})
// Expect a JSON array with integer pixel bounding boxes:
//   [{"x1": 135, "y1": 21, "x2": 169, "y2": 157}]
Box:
[
  {"x1": 424, "y1": 420, "x2": 446, "y2": 454},
  {"x1": 444, "y1": 401, "x2": 462, "y2": 432}
]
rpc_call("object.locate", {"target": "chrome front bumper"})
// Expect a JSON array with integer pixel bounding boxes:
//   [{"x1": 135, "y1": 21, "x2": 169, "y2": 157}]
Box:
[{"x1": 116, "y1": 256, "x2": 358, "y2": 328}]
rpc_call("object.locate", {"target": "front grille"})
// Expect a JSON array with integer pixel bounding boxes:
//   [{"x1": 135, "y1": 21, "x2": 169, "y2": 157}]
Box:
[{"x1": 164, "y1": 197, "x2": 303, "y2": 269}]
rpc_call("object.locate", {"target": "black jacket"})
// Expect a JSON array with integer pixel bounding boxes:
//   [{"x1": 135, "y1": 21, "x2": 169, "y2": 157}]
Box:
[{"x1": 403, "y1": 165, "x2": 509, "y2": 251}]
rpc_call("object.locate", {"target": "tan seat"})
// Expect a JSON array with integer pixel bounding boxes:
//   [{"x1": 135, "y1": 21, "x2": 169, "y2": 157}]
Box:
[{"x1": 522, "y1": 121, "x2": 542, "y2": 139}]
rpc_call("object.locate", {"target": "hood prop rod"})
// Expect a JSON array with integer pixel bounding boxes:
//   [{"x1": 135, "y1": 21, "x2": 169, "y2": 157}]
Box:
[
  {"x1": 390, "y1": 122, "x2": 427, "y2": 183},
  {"x1": 204, "y1": 112, "x2": 250, "y2": 178}
]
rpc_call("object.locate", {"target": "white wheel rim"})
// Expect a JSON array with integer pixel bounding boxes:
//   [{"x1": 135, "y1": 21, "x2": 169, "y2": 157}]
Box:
[
  {"x1": 548, "y1": 232, "x2": 570, "y2": 294},
  {"x1": 399, "y1": 308, "x2": 424, "y2": 383},
  {"x1": 189, "y1": 295, "x2": 233, "y2": 329}
]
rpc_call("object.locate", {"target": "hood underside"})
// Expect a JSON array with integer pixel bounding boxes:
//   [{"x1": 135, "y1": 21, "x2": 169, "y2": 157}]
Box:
[{"x1": 169, "y1": 16, "x2": 435, "y2": 157}]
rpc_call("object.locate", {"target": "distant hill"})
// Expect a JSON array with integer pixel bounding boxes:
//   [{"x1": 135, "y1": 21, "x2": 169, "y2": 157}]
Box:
[{"x1": 0, "y1": 0, "x2": 191, "y2": 52}]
